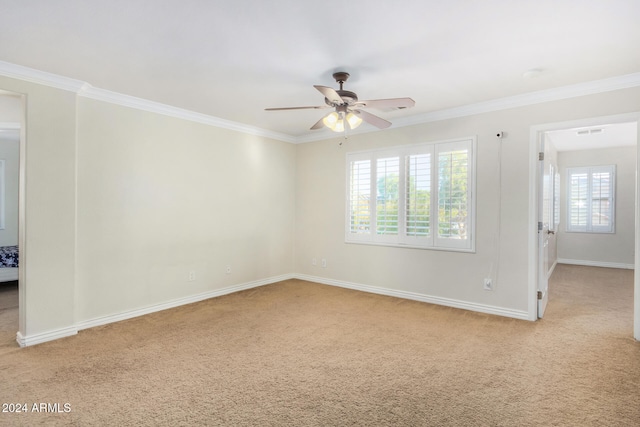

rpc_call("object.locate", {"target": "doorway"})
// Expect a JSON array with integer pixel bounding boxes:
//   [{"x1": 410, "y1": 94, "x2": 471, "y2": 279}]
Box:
[
  {"x1": 530, "y1": 113, "x2": 640, "y2": 340},
  {"x1": 0, "y1": 89, "x2": 25, "y2": 344}
]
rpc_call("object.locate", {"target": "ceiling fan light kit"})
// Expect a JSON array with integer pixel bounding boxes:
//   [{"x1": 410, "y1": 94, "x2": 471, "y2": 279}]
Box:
[
  {"x1": 346, "y1": 112, "x2": 363, "y2": 129},
  {"x1": 322, "y1": 110, "x2": 363, "y2": 132},
  {"x1": 265, "y1": 71, "x2": 415, "y2": 133}
]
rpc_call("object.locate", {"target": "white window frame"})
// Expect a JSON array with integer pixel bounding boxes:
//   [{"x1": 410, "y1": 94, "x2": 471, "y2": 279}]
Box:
[
  {"x1": 345, "y1": 137, "x2": 476, "y2": 252},
  {"x1": 565, "y1": 165, "x2": 615, "y2": 233}
]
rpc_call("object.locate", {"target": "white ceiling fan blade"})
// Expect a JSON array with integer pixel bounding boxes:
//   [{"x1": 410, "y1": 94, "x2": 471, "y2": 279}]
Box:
[
  {"x1": 353, "y1": 109, "x2": 391, "y2": 129},
  {"x1": 310, "y1": 114, "x2": 329, "y2": 130},
  {"x1": 314, "y1": 85, "x2": 344, "y2": 105},
  {"x1": 354, "y1": 97, "x2": 415, "y2": 110},
  {"x1": 265, "y1": 105, "x2": 328, "y2": 111}
]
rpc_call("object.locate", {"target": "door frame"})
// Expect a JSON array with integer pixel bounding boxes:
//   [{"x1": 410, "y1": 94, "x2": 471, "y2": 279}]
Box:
[
  {"x1": 0, "y1": 90, "x2": 26, "y2": 339},
  {"x1": 528, "y1": 112, "x2": 640, "y2": 340},
  {"x1": 536, "y1": 132, "x2": 551, "y2": 318}
]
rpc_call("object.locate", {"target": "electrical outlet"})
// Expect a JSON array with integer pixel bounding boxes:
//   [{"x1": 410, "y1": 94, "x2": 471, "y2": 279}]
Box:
[
  {"x1": 226, "y1": 265, "x2": 231, "y2": 274},
  {"x1": 312, "y1": 258, "x2": 317, "y2": 266},
  {"x1": 483, "y1": 278, "x2": 493, "y2": 291},
  {"x1": 321, "y1": 258, "x2": 327, "y2": 268},
  {"x1": 188, "y1": 271, "x2": 196, "y2": 282}
]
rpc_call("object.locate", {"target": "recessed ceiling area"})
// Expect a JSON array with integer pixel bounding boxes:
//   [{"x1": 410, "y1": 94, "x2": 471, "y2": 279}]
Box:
[
  {"x1": 1, "y1": 1, "x2": 639, "y2": 138},
  {"x1": 546, "y1": 122, "x2": 637, "y2": 152}
]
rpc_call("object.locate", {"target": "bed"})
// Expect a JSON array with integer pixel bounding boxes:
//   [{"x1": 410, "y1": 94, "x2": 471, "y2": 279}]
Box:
[{"x1": 0, "y1": 245, "x2": 18, "y2": 282}]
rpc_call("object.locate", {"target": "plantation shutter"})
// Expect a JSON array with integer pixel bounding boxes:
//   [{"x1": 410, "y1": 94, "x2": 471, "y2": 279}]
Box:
[
  {"x1": 435, "y1": 140, "x2": 472, "y2": 249},
  {"x1": 590, "y1": 168, "x2": 612, "y2": 231},
  {"x1": 567, "y1": 165, "x2": 615, "y2": 233},
  {"x1": 346, "y1": 138, "x2": 475, "y2": 251},
  {"x1": 568, "y1": 169, "x2": 589, "y2": 231},
  {"x1": 376, "y1": 157, "x2": 401, "y2": 236},
  {"x1": 347, "y1": 156, "x2": 372, "y2": 239},
  {"x1": 404, "y1": 152, "x2": 432, "y2": 243}
]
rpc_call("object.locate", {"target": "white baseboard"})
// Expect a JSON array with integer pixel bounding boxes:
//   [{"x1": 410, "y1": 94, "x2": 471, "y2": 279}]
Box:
[
  {"x1": 557, "y1": 258, "x2": 635, "y2": 270},
  {"x1": 75, "y1": 273, "x2": 294, "y2": 332},
  {"x1": 18, "y1": 271, "x2": 534, "y2": 347},
  {"x1": 16, "y1": 327, "x2": 78, "y2": 348},
  {"x1": 547, "y1": 260, "x2": 558, "y2": 279},
  {"x1": 17, "y1": 274, "x2": 294, "y2": 347},
  {"x1": 294, "y1": 274, "x2": 530, "y2": 321}
]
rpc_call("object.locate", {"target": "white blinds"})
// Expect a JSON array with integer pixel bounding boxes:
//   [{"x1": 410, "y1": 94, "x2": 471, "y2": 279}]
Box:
[
  {"x1": 591, "y1": 170, "x2": 612, "y2": 228},
  {"x1": 436, "y1": 142, "x2": 471, "y2": 247},
  {"x1": 569, "y1": 171, "x2": 589, "y2": 229},
  {"x1": 567, "y1": 165, "x2": 615, "y2": 233},
  {"x1": 349, "y1": 159, "x2": 372, "y2": 235},
  {"x1": 406, "y1": 153, "x2": 431, "y2": 238},
  {"x1": 376, "y1": 157, "x2": 400, "y2": 235},
  {"x1": 346, "y1": 138, "x2": 475, "y2": 251}
]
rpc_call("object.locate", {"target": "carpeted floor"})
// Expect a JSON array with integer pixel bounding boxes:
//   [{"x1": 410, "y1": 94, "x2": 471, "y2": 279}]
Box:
[{"x1": 0, "y1": 265, "x2": 638, "y2": 426}]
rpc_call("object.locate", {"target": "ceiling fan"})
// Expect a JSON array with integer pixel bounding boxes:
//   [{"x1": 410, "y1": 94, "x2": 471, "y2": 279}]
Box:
[{"x1": 265, "y1": 72, "x2": 415, "y2": 132}]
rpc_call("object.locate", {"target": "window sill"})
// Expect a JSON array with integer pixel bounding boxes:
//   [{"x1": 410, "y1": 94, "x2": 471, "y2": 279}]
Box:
[{"x1": 345, "y1": 239, "x2": 475, "y2": 253}]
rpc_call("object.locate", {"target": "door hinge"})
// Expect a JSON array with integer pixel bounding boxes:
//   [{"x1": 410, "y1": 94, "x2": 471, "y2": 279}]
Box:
[
  {"x1": 538, "y1": 152, "x2": 544, "y2": 161},
  {"x1": 538, "y1": 221, "x2": 543, "y2": 231},
  {"x1": 537, "y1": 291, "x2": 543, "y2": 300}
]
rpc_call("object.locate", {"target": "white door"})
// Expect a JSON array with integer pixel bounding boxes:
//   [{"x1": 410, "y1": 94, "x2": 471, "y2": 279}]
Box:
[{"x1": 538, "y1": 134, "x2": 552, "y2": 318}]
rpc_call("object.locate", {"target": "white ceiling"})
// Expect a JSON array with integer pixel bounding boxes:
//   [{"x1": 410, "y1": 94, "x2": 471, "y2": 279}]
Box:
[
  {"x1": 547, "y1": 122, "x2": 637, "y2": 152},
  {"x1": 1, "y1": 0, "x2": 639, "y2": 139}
]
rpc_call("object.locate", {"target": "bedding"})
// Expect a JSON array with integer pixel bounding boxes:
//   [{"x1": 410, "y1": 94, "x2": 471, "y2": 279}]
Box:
[{"x1": 0, "y1": 245, "x2": 18, "y2": 268}]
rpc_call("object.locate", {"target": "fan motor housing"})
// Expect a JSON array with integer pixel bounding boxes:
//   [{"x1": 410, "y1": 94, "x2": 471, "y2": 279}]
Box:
[
  {"x1": 325, "y1": 90, "x2": 358, "y2": 106},
  {"x1": 325, "y1": 71, "x2": 358, "y2": 105}
]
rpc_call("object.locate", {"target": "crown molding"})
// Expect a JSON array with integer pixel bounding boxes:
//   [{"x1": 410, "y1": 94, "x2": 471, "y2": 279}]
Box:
[
  {"x1": 1, "y1": 60, "x2": 639, "y2": 144},
  {"x1": 0, "y1": 60, "x2": 87, "y2": 93},
  {"x1": 392, "y1": 72, "x2": 640, "y2": 130},
  {"x1": 78, "y1": 85, "x2": 296, "y2": 143},
  {"x1": 0, "y1": 60, "x2": 295, "y2": 143},
  {"x1": 292, "y1": 72, "x2": 640, "y2": 144}
]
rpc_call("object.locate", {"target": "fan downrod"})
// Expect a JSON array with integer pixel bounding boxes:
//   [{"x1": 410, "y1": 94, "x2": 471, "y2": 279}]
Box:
[
  {"x1": 330, "y1": 71, "x2": 358, "y2": 104},
  {"x1": 332, "y1": 71, "x2": 350, "y2": 88}
]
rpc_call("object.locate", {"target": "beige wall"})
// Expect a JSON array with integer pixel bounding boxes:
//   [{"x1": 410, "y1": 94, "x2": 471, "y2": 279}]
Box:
[
  {"x1": 0, "y1": 76, "x2": 296, "y2": 343},
  {"x1": 0, "y1": 76, "x2": 77, "y2": 339},
  {"x1": 0, "y1": 93, "x2": 22, "y2": 121},
  {"x1": 557, "y1": 146, "x2": 636, "y2": 267},
  {"x1": 1, "y1": 70, "x2": 639, "y2": 343},
  {"x1": 295, "y1": 88, "x2": 640, "y2": 315},
  {"x1": 75, "y1": 98, "x2": 296, "y2": 321}
]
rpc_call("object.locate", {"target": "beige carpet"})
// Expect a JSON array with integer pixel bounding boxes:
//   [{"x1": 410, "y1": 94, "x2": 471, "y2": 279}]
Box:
[{"x1": 0, "y1": 265, "x2": 638, "y2": 426}]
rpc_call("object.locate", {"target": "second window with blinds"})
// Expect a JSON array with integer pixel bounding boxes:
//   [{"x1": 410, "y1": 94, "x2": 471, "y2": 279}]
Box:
[
  {"x1": 566, "y1": 165, "x2": 616, "y2": 233},
  {"x1": 346, "y1": 137, "x2": 476, "y2": 252}
]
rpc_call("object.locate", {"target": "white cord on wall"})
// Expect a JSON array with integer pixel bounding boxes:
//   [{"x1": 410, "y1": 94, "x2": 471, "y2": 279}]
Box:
[{"x1": 487, "y1": 132, "x2": 504, "y2": 288}]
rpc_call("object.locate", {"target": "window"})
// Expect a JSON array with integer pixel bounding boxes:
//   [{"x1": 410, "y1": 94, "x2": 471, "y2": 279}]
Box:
[
  {"x1": 566, "y1": 165, "x2": 615, "y2": 233},
  {"x1": 346, "y1": 138, "x2": 475, "y2": 251},
  {"x1": 553, "y1": 166, "x2": 560, "y2": 231}
]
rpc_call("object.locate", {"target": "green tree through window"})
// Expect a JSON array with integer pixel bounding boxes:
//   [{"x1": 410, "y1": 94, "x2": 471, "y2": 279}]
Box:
[
  {"x1": 376, "y1": 157, "x2": 399, "y2": 235},
  {"x1": 406, "y1": 154, "x2": 430, "y2": 237},
  {"x1": 438, "y1": 149, "x2": 468, "y2": 239}
]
